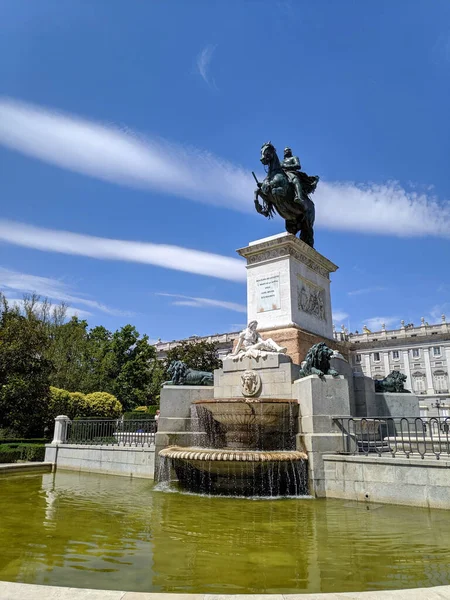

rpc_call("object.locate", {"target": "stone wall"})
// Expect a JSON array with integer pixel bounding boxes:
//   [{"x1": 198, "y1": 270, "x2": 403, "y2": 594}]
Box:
[
  {"x1": 44, "y1": 444, "x2": 155, "y2": 478},
  {"x1": 324, "y1": 454, "x2": 450, "y2": 509},
  {"x1": 295, "y1": 375, "x2": 351, "y2": 496}
]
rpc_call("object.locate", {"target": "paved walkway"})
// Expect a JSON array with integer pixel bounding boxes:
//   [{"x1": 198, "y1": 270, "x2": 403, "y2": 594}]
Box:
[{"x1": 1, "y1": 582, "x2": 450, "y2": 599}]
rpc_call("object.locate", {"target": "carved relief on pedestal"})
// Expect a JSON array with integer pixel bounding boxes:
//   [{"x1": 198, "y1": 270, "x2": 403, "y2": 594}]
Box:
[
  {"x1": 246, "y1": 246, "x2": 330, "y2": 279},
  {"x1": 297, "y1": 276, "x2": 326, "y2": 321},
  {"x1": 241, "y1": 370, "x2": 262, "y2": 397}
]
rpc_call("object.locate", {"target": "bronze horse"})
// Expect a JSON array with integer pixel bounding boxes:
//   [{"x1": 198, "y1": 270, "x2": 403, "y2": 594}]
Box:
[{"x1": 254, "y1": 142, "x2": 318, "y2": 248}]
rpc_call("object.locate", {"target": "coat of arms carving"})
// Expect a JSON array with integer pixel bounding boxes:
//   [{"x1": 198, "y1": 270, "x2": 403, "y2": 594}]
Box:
[{"x1": 241, "y1": 370, "x2": 261, "y2": 397}]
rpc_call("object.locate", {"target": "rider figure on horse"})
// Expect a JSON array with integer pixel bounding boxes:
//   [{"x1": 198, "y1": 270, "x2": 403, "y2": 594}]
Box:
[{"x1": 281, "y1": 147, "x2": 304, "y2": 207}]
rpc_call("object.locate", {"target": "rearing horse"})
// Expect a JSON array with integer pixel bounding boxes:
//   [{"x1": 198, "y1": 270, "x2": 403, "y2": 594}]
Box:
[{"x1": 254, "y1": 142, "x2": 318, "y2": 248}]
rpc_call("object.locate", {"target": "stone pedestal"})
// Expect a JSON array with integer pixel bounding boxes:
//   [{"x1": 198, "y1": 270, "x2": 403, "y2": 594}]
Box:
[
  {"x1": 154, "y1": 385, "x2": 212, "y2": 475},
  {"x1": 294, "y1": 375, "x2": 351, "y2": 496},
  {"x1": 51, "y1": 415, "x2": 70, "y2": 444},
  {"x1": 217, "y1": 353, "x2": 300, "y2": 399},
  {"x1": 237, "y1": 233, "x2": 338, "y2": 338}
]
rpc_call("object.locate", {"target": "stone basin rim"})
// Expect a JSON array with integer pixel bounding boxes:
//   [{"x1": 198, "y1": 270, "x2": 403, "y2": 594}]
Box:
[
  {"x1": 194, "y1": 397, "x2": 298, "y2": 404},
  {"x1": 159, "y1": 446, "x2": 307, "y2": 461}
]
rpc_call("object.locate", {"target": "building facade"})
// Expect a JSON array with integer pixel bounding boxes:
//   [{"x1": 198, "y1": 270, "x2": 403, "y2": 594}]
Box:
[
  {"x1": 341, "y1": 317, "x2": 450, "y2": 418},
  {"x1": 154, "y1": 332, "x2": 240, "y2": 361},
  {"x1": 154, "y1": 317, "x2": 450, "y2": 417}
]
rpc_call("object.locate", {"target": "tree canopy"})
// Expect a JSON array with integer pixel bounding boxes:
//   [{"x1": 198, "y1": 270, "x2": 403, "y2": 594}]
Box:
[
  {"x1": 0, "y1": 294, "x2": 221, "y2": 435},
  {"x1": 165, "y1": 340, "x2": 221, "y2": 373}
]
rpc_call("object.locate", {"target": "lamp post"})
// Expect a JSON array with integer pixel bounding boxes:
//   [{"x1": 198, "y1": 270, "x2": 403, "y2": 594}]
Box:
[{"x1": 432, "y1": 399, "x2": 447, "y2": 418}]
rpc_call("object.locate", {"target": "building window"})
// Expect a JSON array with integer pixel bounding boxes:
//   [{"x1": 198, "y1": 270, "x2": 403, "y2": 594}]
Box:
[
  {"x1": 355, "y1": 354, "x2": 361, "y2": 363},
  {"x1": 434, "y1": 372, "x2": 448, "y2": 393},
  {"x1": 373, "y1": 352, "x2": 380, "y2": 362},
  {"x1": 413, "y1": 376, "x2": 426, "y2": 393},
  {"x1": 412, "y1": 348, "x2": 420, "y2": 358},
  {"x1": 392, "y1": 350, "x2": 399, "y2": 360},
  {"x1": 433, "y1": 346, "x2": 441, "y2": 357},
  {"x1": 419, "y1": 407, "x2": 428, "y2": 418}
]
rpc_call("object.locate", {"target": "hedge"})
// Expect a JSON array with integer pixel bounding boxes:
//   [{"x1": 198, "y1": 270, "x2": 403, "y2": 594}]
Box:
[
  {"x1": 0, "y1": 444, "x2": 46, "y2": 463},
  {"x1": 0, "y1": 438, "x2": 48, "y2": 445}
]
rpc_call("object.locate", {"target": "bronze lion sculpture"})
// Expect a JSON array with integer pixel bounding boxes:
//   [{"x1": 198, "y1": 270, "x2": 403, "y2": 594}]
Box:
[
  {"x1": 298, "y1": 342, "x2": 339, "y2": 379},
  {"x1": 375, "y1": 370, "x2": 410, "y2": 393},
  {"x1": 163, "y1": 360, "x2": 214, "y2": 386}
]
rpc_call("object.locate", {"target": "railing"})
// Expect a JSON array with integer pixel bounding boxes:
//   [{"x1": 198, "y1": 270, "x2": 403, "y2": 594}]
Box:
[
  {"x1": 333, "y1": 416, "x2": 450, "y2": 460},
  {"x1": 65, "y1": 419, "x2": 156, "y2": 446}
]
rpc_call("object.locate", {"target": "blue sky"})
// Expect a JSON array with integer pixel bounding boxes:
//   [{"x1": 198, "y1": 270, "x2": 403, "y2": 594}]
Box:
[{"x1": 1, "y1": 0, "x2": 450, "y2": 341}]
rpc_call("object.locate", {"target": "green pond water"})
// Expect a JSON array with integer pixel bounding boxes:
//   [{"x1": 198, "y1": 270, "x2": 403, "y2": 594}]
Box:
[{"x1": 1, "y1": 470, "x2": 450, "y2": 594}]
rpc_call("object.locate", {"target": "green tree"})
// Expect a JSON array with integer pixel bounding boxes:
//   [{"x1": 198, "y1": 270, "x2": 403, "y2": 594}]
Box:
[
  {"x1": 165, "y1": 340, "x2": 221, "y2": 373},
  {"x1": 47, "y1": 316, "x2": 89, "y2": 391},
  {"x1": 107, "y1": 325, "x2": 157, "y2": 411},
  {"x1": 0, "y1": 294, "x2": 53, "y2": 436},
  {"x1": 81, "y1": 325, "x2": 113, "y2": 392}
]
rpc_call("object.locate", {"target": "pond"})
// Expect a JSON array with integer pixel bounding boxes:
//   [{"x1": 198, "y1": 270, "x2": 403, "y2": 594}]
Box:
[{"x1": 1, "y1": 470, "x2": 450, "y2": 594}]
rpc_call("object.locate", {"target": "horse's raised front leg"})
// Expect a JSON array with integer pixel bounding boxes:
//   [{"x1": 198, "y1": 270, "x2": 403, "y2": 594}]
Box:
[
  {"x1": 254, "y1": 188, "x2": 265, "y2": 214},
  {"x1": 254, "y1": 188, "x2": 272, "y2": 218}
]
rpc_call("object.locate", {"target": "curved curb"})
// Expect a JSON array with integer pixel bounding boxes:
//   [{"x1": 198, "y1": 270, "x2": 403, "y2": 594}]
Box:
[{"x1": 1, "y1": 581, "x2": 450, "y2": 599}]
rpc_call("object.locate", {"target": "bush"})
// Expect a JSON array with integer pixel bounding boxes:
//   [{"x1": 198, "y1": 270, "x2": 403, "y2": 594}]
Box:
[
  {"x1": 0, "y1": 447, "x2": 21, "y2": 463},
  {"x1": 0, "y1": 443, "x2": 45, "y2": 463},
  {"x1": 84, "y1": 392, "x2": 122, "y2": 418},
  {"x1": 48, "y1": 387, "x2": 90, "y2": 420},
  {"x1": 69, "y1": 391, "x2": 90, "y2": 417},
  {"x1": 47, "y1": 388, "x2": 121, "y2": 422},
  {"x1": 18, "y1": 444, "x2": 46, "y2": 462}
]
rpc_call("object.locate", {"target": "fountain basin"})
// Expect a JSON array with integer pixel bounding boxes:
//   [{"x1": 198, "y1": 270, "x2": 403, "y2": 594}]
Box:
[
  {"x1": 159, "y1": 445, "x2": 308, "y2": 496},
  {"x1": 194, "y1": 397, "x2": 298, "y2": 426},
  {"x1": 194, "y1": 397, "x2": 298, "y2": 449}
]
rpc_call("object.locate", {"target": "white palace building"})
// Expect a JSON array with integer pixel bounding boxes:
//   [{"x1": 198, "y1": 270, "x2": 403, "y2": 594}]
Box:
[{"x1": 154, "y1": 316, "x2": 450, "y2": 418}]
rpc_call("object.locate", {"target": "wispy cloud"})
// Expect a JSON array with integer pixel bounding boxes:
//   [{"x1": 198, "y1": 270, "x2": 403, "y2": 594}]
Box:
[
  {"x1": 332, "y1": 310, "x2": 349, "y2": 323},
  {"x1": 2, "y1": 98, "x2": 450, "y2": 239},
  {"x1": 0, "y1": 267, "x2": 132, "y2": 317},
  {"x1": 363, "y1": 316, "x2": 399, "y2": 331},
  {"x1": 157, "y1": 292, "x2": 246, "y2": 313},
  {"x1": 196, "y1": 44, "x2": 217, "y2": 88},
  {"x1": 0, "y1": 221, "x2": 246, "y2": 283},
  {"x1": 0, "y1": 97, "x2": 248, "y2": 210},
  {"x1": 348, "y1": 286, "x2": 387, "y2": 296}
]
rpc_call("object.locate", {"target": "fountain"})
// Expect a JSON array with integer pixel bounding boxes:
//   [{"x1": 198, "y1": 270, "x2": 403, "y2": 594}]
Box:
[
  {"x1": 160, "y1": 395, "x2": 307, "y2": 496},
  {"x1": 158, "y1": 325, "x2": 309, "y2": 496}
]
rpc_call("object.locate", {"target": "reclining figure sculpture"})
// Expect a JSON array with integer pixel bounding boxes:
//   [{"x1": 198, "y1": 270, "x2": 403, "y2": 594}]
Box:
[{"x1": 230, "y1": 321, "x2": 287, "y2": 361}]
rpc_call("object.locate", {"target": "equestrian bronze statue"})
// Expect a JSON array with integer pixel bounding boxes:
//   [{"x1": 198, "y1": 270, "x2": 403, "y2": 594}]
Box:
[{"x1": 253, "y1": 142, "x2": 318, "y2": 248}]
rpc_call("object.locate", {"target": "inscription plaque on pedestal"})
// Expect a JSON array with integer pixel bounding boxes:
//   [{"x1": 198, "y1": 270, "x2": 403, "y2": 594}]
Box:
[{"x1": 256, "y1": 273, "x2": 280, "y2": 313}]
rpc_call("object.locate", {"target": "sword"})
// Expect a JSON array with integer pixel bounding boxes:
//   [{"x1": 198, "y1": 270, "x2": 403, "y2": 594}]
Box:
[{"x1": 252, "y1": 171, "x2": 262, "y2": 188}]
